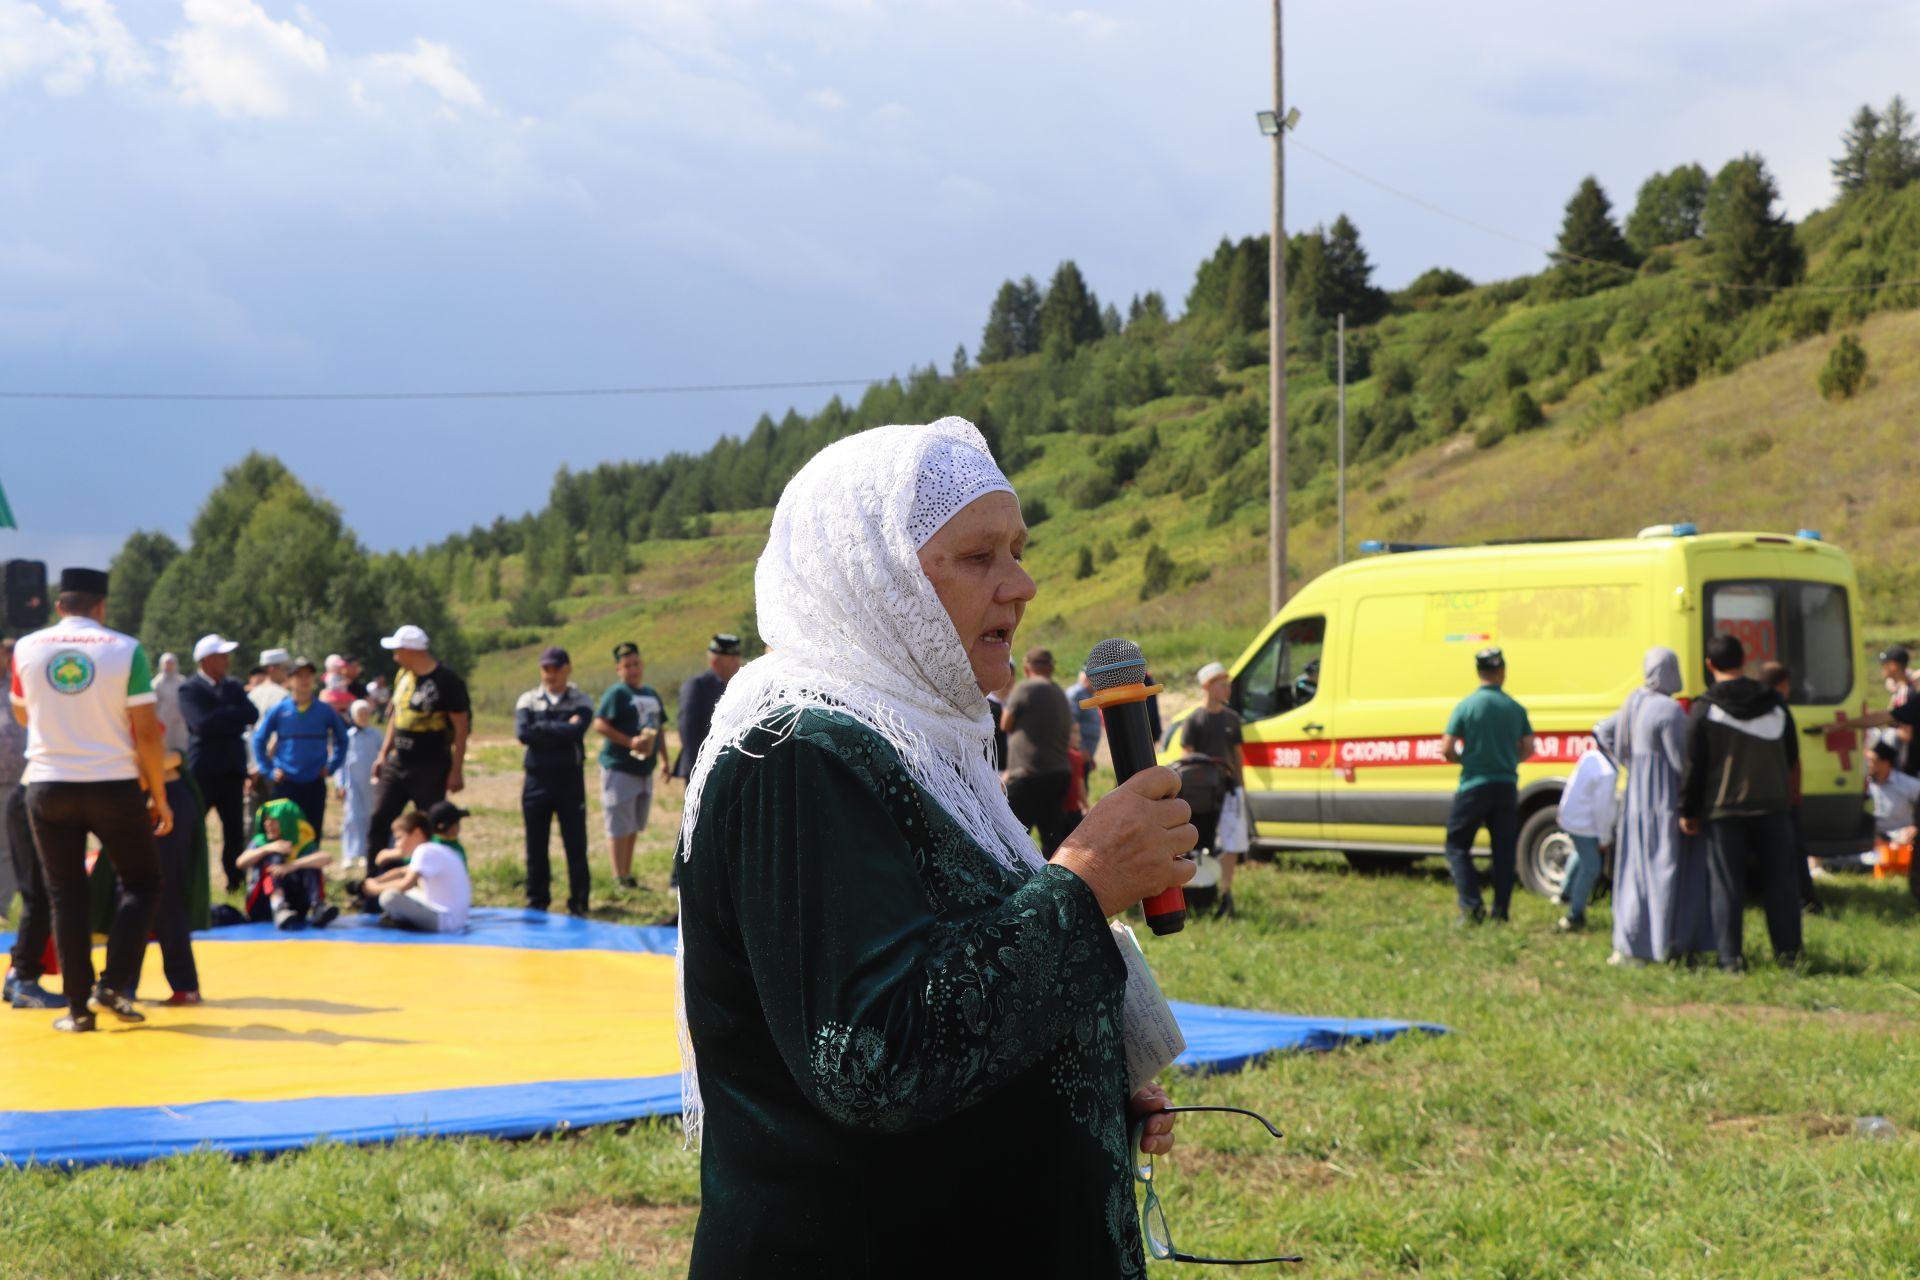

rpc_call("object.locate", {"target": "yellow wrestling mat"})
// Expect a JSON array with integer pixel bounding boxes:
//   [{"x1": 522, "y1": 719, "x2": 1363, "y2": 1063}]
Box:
[{"x1": 0, "y1": 910, "x2": 687, "y2": 1166}]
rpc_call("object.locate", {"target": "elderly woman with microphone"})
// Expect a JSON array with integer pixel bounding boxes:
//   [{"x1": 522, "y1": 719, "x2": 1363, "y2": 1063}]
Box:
[{"x1": 676, "y1": 419, "x2": 1196, "y2": 1278}]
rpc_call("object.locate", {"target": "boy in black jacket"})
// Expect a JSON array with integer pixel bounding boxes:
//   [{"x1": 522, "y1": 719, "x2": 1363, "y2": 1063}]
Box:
[{"x1": 1681, "y1": 634, "x2": 1801, "y2": 970}]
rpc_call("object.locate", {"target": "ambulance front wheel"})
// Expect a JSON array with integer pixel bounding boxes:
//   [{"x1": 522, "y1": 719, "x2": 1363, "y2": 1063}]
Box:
[{"x1": 1517, "y1": 806, "x2": 1575, "y2": 899}]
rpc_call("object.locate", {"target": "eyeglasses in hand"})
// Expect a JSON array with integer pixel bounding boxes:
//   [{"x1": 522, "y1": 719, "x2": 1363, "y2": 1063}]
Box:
[{"x1": 1131, "y1": 1105, "x2": 1304, "y2": 1267}]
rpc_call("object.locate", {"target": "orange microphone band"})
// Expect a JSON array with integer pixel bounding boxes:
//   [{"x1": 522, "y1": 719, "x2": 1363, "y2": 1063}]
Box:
[{"x1": 1079, "y1": 683, "x2": 1164, "y2": 711}]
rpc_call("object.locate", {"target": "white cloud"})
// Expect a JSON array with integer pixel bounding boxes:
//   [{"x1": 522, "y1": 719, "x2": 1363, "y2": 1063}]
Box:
[
  {"x1": 163, "y1": 0, "x2": 327, "y2": 119},
  {"x1": 1063, "y1": 8, "x2": 1118, "y2": 40},
  {"x1": 0, "y1": 0, "x2": 148, "y2": 94},
  {"x1": 806, "y1": 85, "x2": 844, "y2": 109},
  {"x1": 365, "y1": 37, "x2": 487, "y2": 116}
]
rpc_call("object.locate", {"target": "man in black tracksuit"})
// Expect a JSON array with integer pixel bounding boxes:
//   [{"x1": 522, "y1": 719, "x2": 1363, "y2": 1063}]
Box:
[
  {"x1": 515, "y1": 646, "x2": 596, "y2": 916},
  {"x1": 1681, "y1": 633, "x2": 1802, "y2": 970}
]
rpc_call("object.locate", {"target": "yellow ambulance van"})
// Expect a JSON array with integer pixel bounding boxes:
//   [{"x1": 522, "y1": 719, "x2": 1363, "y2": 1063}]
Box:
[{"x1": 1177, "y1": 525, "x2": 1873, "y2": 896}]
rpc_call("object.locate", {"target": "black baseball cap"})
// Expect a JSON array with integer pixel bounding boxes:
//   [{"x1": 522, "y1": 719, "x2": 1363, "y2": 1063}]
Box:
[
  {"x1": 1879, "y1": 646, "x2": 1911, "y2": 666},
  {"x1": 612, "y1": 642, "x2": 640, "y2": 661},
  {"x1": 427, "y1": 800, "x2": 470, "y2": 832},
  {"x1": 59, "y1": 567, "x2": 108, "y2": 594},
  {"x1": 539, "y1": 646, "x2": 571, "y2": 667},
  {"x1": 1475, "y1": 647, "x2": 1506, "y2": 672},
  {"x1": 290, "y1": 656, "x2": 317, "y2": 674},
  {"x1": 709, "y1": 634, "x2": 742, "y2": 656}
]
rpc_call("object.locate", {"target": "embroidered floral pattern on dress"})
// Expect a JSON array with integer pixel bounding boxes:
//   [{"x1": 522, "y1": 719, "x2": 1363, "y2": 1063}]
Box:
[{"x1": 779, "y1": 713, "x2": 1140, "y2": 1275}]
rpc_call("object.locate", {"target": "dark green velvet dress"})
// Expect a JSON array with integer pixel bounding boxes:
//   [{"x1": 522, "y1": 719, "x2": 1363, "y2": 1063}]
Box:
[{"x1": 679, "y1": 709, "x2": 1144, "y2": 1278}]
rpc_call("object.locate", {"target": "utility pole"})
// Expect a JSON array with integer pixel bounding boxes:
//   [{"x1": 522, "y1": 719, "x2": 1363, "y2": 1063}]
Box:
[
  {"x1": 1336, "y1": 311, "x2": 1346, "y2": 565},
  {"x1": 1267, "y1": 0, "x2": 1288, "y2": 612}
]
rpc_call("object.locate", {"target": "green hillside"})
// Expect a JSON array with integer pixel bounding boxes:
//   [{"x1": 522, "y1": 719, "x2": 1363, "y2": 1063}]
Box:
[{"x1": 454, "y1": 301, "x2": 1920, "y2": 722}]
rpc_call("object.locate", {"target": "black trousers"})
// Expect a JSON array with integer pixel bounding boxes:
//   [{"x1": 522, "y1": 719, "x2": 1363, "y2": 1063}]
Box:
[
  {"x1": 272, "y1": 774, "x2": 327, "y2": 835},
  {"x1": 196, "y1": 768, "x2": 247, "y2": 889},
  {"x1": 1443, "y1": 782, "x2": 1519, "y2": 917},
  {"x1": 26, "y1": 779, "x2": 161, "y2": 1017},
  {"x1": 366, "y1": 763, "x2": 448, "y2": 857},
  {"x1": 524, "y1": 772, "x2": 590, "y2": 912},
  {"x1": 1706, "y1": 812, "x2": 1802, "y2": 969},
  {"x1": 124, "y1": 778, "x2": 201, "y2": 997},
  {"x1": 7, "y1": 785, "x2": 50, "y2": 982},
  {"x1": 1007, "y1": 771, "x2": 1076, "y2": 857}
]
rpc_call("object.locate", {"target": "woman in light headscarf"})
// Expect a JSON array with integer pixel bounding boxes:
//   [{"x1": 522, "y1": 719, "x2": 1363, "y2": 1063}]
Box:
[
  {"x1": 1594, "y1": 647, "x2": 1712, "y2": 964},
  {"x1": 677, "y1": 419, "x2": 1195, "y2": 1278}
]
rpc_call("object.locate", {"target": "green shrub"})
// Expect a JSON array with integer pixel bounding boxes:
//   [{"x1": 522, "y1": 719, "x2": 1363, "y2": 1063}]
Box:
[
  {"x1": 1402, "y1": 266, "x2": 1473, "y2": 299},
  {"x1": 1140, "y1": 544, "x2": 1175, "y2": 600},
  {"x1": 1127, "y1": 515, "x2": 1153, "y2": 538},
  {"x1": 1818, "y1": 333, "x2": 1869, "y2": 400},
  {"x1": 1374, "y1": 354, "x2": 1415, "y2": 395},
  {"x1": 1074, "y1": 545, "x2": 1095, "y2": 579},
  {"x1": 1098, "y1": 539, "x2": 1119, "y2": 564},
  {"x1": 1064, "y1": 470, "x2": 1117, "y2": 510},
  {"x1": 1020, "y1": 494, "x2": 1051, "y2": 527},
  {"x1": 1506, "y1": 388, "x2": 1546, "y2": 433}
]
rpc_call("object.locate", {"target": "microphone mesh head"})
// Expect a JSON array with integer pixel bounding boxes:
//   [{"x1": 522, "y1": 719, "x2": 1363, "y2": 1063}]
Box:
[{"x1": 1084, "y1": 637, "x2": 1148, "y2": 691}]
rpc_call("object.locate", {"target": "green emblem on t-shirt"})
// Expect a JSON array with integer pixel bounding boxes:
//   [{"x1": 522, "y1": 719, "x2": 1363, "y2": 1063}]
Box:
[{"x1": 48, "y1": 650, "x2": 95, "y2": 694}]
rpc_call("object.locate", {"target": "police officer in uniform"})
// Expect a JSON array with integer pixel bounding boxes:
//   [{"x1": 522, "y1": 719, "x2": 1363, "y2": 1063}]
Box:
[
  {"x1": 515, "y1": 646, "x2": 596, "y2": 916},
  {"x1": 11, "y1": 568, "x2": 174, "y2": 1032}
]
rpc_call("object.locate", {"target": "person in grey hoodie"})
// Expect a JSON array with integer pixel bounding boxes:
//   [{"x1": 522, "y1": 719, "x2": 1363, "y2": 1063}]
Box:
[{"x1": 1681, "y1": 633, "x2": 1801, "y2": 970}]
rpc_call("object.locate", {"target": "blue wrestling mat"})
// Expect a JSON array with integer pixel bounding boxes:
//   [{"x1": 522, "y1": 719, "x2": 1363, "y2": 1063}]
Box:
[{"x1": 0, "y1": 909, "x2": 1442, "y2": 1168}]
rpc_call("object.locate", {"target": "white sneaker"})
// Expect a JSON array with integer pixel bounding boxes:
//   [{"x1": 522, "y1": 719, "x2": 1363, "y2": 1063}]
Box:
[{"x1": 1607, "y1": 950, "x2": 1645, "y2": 969}]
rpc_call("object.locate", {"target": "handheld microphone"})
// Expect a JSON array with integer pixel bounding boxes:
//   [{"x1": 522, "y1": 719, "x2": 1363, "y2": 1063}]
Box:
[{"x1": 1080, "y1": 637, "x2": 1184, "y2": 935}]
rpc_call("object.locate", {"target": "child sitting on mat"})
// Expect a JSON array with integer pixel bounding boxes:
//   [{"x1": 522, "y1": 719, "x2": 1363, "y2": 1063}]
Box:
[
  {"x1": 237, "y1": 798, "x2": 339, "y2": 930},
  {"x1": 359, "y1": 810, "x2": 471, "y2": 933}
]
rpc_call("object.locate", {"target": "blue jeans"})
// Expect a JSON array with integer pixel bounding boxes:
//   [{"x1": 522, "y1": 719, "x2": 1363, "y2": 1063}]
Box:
[
  {"x1": 1561, "y1": 833, "x2": 1603, "y2": 921},
  {"x1": 1443, "y1": 782, "x2": 1519, "y2": 917}
]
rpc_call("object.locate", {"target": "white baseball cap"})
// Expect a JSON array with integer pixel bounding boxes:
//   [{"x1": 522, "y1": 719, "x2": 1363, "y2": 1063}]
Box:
[
  {"x1": 260, "y1": 647, "x2": 291, "y2": 668},
  {"x1": 1197, "y1": 662, "x2": 1230, "y2": 687},
  {"x1": 193, "y1": 634, "x2": 240, "y2": 663},
  {"x1": 380, "y1": 624, "x2": 431, "y2": 651}
]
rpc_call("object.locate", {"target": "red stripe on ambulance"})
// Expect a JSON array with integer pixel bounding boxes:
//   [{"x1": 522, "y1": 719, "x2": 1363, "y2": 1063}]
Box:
[{"x1": 1242, "y1": 733, "x2": 1595, "y2": 769}]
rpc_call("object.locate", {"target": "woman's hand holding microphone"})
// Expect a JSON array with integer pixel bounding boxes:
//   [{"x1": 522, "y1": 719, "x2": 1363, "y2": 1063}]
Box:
[{"x1": 1050, "y1": 765, "x2": 1196, "y2": 919}]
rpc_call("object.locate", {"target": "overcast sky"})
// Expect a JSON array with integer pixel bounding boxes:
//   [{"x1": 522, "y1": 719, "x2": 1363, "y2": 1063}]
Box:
[{"x1": 2, "y1": 0, "x2": 1916, "y2": 571}]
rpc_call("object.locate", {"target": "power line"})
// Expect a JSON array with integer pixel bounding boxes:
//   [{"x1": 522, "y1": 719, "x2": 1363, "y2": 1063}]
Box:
[
  {"x1": 1287, "y1": 134, "x2": 1920, "y2": 296},
  {"x1": 0, "y1": 376, "x2": 887, "y2": 404}
]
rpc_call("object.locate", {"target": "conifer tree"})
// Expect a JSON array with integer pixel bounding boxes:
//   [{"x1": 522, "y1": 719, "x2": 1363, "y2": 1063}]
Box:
[
  {"x1": 1709, "y1": 155, "x2": 1804, "y2": 298},
  {"x1": 1556, "y1": 177, "x2": 1634, "y2": 264},
  {"x1": 1038, "y1": 260, "x2": 1104, "y2": 356},
  {"x1": 1867, "y1": 95, "x2": 1920, "y2": 190},
  {"x1": 1833, "y1": 104, "x2": 1881, "y2": 194}
]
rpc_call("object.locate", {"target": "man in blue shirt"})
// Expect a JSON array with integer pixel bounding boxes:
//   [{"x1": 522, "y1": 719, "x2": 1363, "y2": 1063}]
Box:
[
  {"x1": 1440, "y1": 648, "x2": 1535, "y2": 925},
  {"x1": 1064, "y1": 665, "x2": 1104, "y2": 795},
  {"x1": 252, "y1": 658, "x2": 348, "y2": 836}
]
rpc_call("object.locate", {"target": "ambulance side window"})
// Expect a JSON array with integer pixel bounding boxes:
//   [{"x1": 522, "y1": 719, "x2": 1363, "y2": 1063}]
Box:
[{"x1": 1234, "y1": 616, "x2": 1325, "y2": 720}]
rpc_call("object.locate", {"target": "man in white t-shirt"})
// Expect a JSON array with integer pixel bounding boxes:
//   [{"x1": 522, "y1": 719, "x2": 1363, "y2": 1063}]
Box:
[
  {"x1": 358, "y1": 810, "x2": 470, "y2": 933},
  {"x1": 11, "y1": 568, "x2": 173, "y2": 1032}
]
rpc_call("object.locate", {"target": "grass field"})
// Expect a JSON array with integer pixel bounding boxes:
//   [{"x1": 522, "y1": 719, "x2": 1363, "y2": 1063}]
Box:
[{"x1": 5, "y1": 741, "x2": 1920, "y2": 1278}]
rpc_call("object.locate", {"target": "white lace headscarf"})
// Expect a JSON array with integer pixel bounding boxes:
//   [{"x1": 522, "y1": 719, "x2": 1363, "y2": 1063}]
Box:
[{"x1": 675, "y1": 416, "x2": 1048, "y2": 1145}]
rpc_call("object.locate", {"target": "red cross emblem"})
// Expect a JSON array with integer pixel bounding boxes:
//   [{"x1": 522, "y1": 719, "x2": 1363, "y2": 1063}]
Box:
[{"x1": 1824, "y1": 703, "x2": 1868, "y2": 772}]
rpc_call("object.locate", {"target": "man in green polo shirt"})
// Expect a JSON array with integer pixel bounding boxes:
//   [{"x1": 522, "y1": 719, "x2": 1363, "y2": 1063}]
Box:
[
  {"x1": 1440, "y1": 647, "x2": 1535, "y2": 926},
  {"x1": 593, "y1": 642, "x2": 668, "y2": 891}
]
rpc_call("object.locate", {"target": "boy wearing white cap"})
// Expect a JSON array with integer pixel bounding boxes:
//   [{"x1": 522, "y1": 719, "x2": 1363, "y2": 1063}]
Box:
[{"x1": 1180, "y1": 662, "x2": 1247, "y2": 918}]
